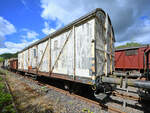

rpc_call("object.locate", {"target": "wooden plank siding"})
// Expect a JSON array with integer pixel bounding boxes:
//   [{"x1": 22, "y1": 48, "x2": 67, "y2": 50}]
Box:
[{"x1": 18, "y1": 8, "x2": 115, "y2": 85}]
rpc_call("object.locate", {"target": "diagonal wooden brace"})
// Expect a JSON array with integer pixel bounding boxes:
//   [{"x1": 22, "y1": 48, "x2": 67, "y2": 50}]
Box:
[
  {"x1": 37, "y1": 39, "x2": 50, "y2": 73},
  {"x1": 49, "y1": 29, "x2": 73, "y2": 75}
]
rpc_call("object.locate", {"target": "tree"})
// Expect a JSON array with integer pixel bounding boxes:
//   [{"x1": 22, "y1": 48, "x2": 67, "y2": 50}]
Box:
[
  {"x1": 0, "y1": 52, "x2": 18, "y2": 60},
  {"x1": 116, "y1": 42, "x2": 142, "y2": 49}
]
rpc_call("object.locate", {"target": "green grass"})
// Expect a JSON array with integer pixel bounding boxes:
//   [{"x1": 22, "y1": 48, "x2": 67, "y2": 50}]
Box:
[
  {"x1": 0, "y1": 57, "x2": 4, "y2": 62},
  {"x1": 0, "y1": 76, "x2": 16, "y2": 113},
  {"x1": 0, "y1": 69, "x2": 8, "y2": 75}
]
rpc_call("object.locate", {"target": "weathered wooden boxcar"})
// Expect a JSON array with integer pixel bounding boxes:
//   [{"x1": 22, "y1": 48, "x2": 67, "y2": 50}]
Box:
[
  {"x1": 18, "y1": 8, "x2": 115, "y2": 86},
  {"x1": 9, "y1": 58, "x2": 18, "y2": 71},
  {"x1": 115, "y1": 45, "x2": 150, "y2": 73}
]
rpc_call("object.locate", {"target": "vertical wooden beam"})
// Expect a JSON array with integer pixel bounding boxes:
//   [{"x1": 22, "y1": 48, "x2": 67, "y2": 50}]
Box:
[
  {"x1": 91, "y1": 18, "x2": 96, "y2": 84},
  {"x1": 110, "y1": 28, "x2": 113, "y2": 74},
  {"x1": 36, "y1": 45, "x2": 38, "y2": 67},
  {"x1": 144, "y1": 53, "x2": 146, "y2": 73},
  {"x1": 25, "y1": 51, "x2": 28, "y2": 69},
  {"x1": 104, "y1": 14, "x2": 108, "y2": 76},
  {"x1": 104, "y1": 43, "x2": 107, "y2": 76},
  {"x1": 31, "y1": 48, "x2": 33, "y2": 68},
  {"x1": 73, "y1": 26, "x2": 76, "y2": 80},
  {"x1": 22, "y1": 52, "x2": 24, "y2": 70},
  {"x1": 138, "y1": 49, "x2": 140, "y2": 71},
  {"x1": 49, "y1": 38, "x2": 51, "y2": 76},
  {"x1": 94, "y1": 19, "x2": 97, "y2": 77},
  {"x1": 28, "y1": 49, "x2": 29, "y2": 71},
  {"x1": 21, "y1": 53, "x2": 22, "y2": 69}
]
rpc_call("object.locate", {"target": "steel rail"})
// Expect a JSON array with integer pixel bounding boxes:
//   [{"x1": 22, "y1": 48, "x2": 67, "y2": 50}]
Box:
[{"x1": 112, "y1": 91, "x2": 139, "y2": 101}]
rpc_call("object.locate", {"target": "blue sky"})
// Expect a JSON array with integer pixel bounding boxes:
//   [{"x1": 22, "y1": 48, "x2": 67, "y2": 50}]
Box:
[
  {"x1": 0, "y1": 0, "x2": 43, "y2": 42},
  {"x1": 0, "y1": 0, "x2": 62, "y2": 54},
  {"x1": 0, "y1": 0, "x2": 150, "y2": 54}
]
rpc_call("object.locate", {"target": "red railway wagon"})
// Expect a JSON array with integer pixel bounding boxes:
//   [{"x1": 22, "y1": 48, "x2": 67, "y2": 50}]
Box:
[
  {"x1": 9, "y1": 58, "x2": 18, "y2": 70},
  {"x1": 115, "y1": 45, "x2": 150, "y2": 73}
]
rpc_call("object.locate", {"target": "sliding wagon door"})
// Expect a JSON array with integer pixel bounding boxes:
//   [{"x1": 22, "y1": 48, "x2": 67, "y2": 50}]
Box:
[
  {"x1": 95, "y1": 12, "x2": 114, "y2": 76},
  {"x1": 75, "y1": 19, "x2": 95, "y2": 77},
  {"x1": 51, "y1": 31, "x2": 74, "y2": 76}
]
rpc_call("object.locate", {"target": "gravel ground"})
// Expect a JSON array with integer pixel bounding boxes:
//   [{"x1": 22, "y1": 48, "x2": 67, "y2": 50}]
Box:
[
  {"x1": 3, "y1": 70, "x2": 103, "y2": 113},
  {"x1": 1, "y1": 69, "x2": 149, "y2": 113}
]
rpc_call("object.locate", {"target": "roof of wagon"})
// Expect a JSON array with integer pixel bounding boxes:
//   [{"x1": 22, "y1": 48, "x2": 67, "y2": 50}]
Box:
[
  {"x1": 19, "y1": 8, "x2": 115, "y2": 53},
  {"x1": 115, "y1": 45, "x2": 150, "y2": 51}
]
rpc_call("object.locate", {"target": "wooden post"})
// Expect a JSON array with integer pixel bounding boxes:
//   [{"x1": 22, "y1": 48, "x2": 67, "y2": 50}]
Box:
[
  {"x1": 91, "y1": 18, "x2": 96, "y2": 84},
  {"x1": 104, "y1": 43, "x2": 107, "y2": 76},
  {"x1": 36, "y1": 45, "x2": 38, "y2": 73},
  {"x1": 28, "y1": 49, "x2": 29, "y2": 71},
  {"x1": 73, "y1": 26, "x2": 76, "y2": 80},
  {"x1": 22, "y1": 53, "x2": 24, "y2": 70},
  {"x1": 94, "y1": 18, "x2": 97, "y2": 77},
  {"x1": 104, "y1": 14, "x2": 108, "y2": 76},
  {"x1": 110, "y1": 28, "x2": 113, "y2": 74},
  {"x1": 49, "y1": 38, "x2": 51, "y2": 76}
]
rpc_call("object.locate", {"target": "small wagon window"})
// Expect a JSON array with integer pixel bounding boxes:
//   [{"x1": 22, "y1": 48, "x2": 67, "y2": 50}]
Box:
[
  {"x1": 33, "y1": 49, "x2": 37, "y2": 57},
  {"x1": 54, "y1": 40, "x2": 58, "y2": 50},
  {"x1": 125, "y1": 49, "x2": 138, "y2": 56}
]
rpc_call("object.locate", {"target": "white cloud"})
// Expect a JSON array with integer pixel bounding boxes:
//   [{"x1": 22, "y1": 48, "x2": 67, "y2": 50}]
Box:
[
  {"x1": 40, "y1": 0, "x2": 150, "y2": 45},
  {"x1": 42, "y1": 22, "x2": 55, "y2": 35},
  {"x1": 116, "y1": 17, "x2": 150, "y2": 45},
  {"x1": 26, "y1": 31, "x2": 39, "y2": 39},
  {"x1": 0, "y1": 17, "x2": 39, "y2": 54},
  {"x1": 0, "y1": 16, "x2": 16, "y2": 36},
  {"x1": 21, "y1": 30, "x2": 39, "y2": 39},
  {"x1": 0, "y1": 16, "x2": 16, "y2": 47},
  {"x1": 21, "y1": 28, "x2": 29, "y2": 32},
  {"x1": 115, "y1": 18, "x2": 150, "y2": 46},
  {"x1": 42, "y1": 21, "x2": 61, "y2": 35},
  {"x1": 40, "y1": 0, "x2": 86, "y2": 26},
  {"x1": 132, "y1": 24, "x2": 150, "y2": 44},
  {"x1": 0, "y1": 23, "x2": 39, "y2": 54},
  {"x1": 0, "y1": 39, "x2": 38, "y2": 54}
]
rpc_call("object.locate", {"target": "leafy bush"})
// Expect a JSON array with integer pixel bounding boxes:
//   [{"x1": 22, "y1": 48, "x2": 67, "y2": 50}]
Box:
[
  {"x1": 0, "y1": 82, "x2": 4, "y2": 90},
  {"x1": 0, "y1": 77, "x2": 3, "y2": 81},
  {"x1": 0, "y1": 92, "x2": 12, "y2": 107},
  {"x1": 2, "y1": 104, "x2": 16, "y2": 113}
]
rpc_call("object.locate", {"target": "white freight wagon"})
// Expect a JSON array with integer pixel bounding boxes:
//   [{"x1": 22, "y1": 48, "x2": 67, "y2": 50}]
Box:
[
  {"x1": 3, "y1": 59, "x2": 9, "y2": 68},
  {"x1": 18, "y1": 8, "x2": 115, "y2": 86}
]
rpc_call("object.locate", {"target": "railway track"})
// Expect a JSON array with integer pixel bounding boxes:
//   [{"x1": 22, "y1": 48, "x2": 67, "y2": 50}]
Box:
[
  {"x1": 23, "y1": 76, "x2": 126, "y2": 113},
  {"x1": 112, "y1": 91, "x2": 140, "y2": 101},
  {"x1": 6, "y1": 70, "x2": 140, "y2": 113}
]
